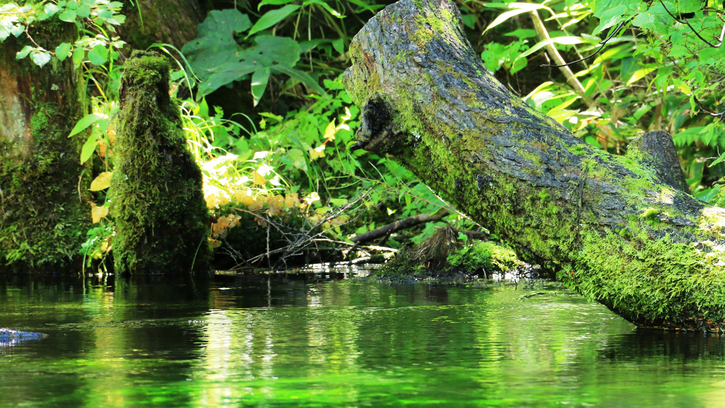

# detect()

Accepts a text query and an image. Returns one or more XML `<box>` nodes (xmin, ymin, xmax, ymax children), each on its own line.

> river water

<box><xmin>0</xmin><ymin>273</ymin><xmax>723</xmax><ymax>407</ymax></box>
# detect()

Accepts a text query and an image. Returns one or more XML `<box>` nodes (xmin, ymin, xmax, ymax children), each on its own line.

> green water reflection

<box><xmin>1</xmin><ymin>275</ymin><xmax>724</xmax><ymax>407</ymax></box>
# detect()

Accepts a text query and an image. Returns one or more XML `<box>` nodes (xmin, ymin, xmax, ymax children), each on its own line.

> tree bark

<box><xmin>0</xmin><ymin>19</ymin><xmax>90</xmax><ymax>270</ymax></box>
<box><xmin>343</xmin><ymin>0</ymin><xmax>725</xmax><ymax>331</ymax></box>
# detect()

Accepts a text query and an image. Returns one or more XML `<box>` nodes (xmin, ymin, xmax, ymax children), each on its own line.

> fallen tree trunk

<box><xmin>342</xmin><ymin>0</ymin><xmax>725</xmax><ymax>331</ymax></box>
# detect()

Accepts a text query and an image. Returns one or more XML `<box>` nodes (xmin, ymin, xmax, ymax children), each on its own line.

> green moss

<box><xmin>565</xmin><ymin>230</ymin><xmax>725</xmax><ymax>331</ymax></box>
<box><xmin>641</xmin><ymin>208</ymin><xmax>659</xmax><ymax>219</ymax></box>
<box><xmin>0</xmin><ymin>17</ymin><xmax>90</xmax><ymax>270</ymax></box>
<box><xmin>110</xmin><ymin>51</ymin><xmax>211</xmax><ymax>274</ymax></box>
<box><xmin>343</xmin><ymin>0</ymin><xmax>725</xmax><ymax>330</ymax></box>
<box><xmin>0</xmin><ymin>104</ymin><xmax>90</xmax><ymax>269</ymax></box>
<box><xmin>448</xmin><ymin>241</ymin><xmax>522</xmax><ymax>273</ymax></box>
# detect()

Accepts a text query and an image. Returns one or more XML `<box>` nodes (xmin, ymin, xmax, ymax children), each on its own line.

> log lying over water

<box><xmin>342</xmin><ymin>0</ymin><xmax>725</xmax><ymax>331</ymax></box>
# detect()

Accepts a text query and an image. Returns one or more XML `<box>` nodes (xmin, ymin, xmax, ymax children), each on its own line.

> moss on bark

<box><xmin>343</xmin><ymin>0</ymin><xmax>725</xmax><ymax>330</ymax></box>
<box><xmin>0</xmin><ymin>15</ymin><xmax>90</xmax><ymax>270</ymax></box>
<box><xmin>111</xmin><ymin>51</ymin><xmax>211</xmax><ymax>274</ymax></box>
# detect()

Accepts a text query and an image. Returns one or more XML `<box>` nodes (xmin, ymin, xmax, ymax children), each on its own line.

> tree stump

<box><xmin>343</xmin><ymin>0</ymin><xmax>725</xmax><ymax>331</ymax></box>
<box><xmin>111</xmin><ymin>51</ymin><xmax>211</xmax><ymax>274</ymax></box>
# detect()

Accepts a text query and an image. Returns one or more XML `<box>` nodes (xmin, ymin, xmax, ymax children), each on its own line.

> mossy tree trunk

<box><xmin>343</xmin><ymin>0</ymin><xmax>725</xmax><ymax>331</ymax></box>
<box><xmin>0</xmin><ymin>19</ymin><xmax>90</xmax><ymax>270</ymax></box>
<box><xmin>111</xmin><ymin>51</ymin><xmax>211</xmax><ymax>275</ymax></box>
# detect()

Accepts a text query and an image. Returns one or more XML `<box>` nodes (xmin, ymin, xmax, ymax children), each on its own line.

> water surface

<box><xmin>1</xmin><ymin>274</ymin><xmax>723</xmax><ymax>407</ymax></box>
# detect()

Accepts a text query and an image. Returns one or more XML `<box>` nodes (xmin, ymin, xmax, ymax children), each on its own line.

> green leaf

<box><xmin>43</xmin><ymin>3</ymin><xmax>60</xmax><ymax>17</ymax></box>
<box><xmin>632</xmin><ymin>104</ymin><xmax>652</xmax><ymax>121</ymax></box>
<box><xmin>515</xmin><ymin>36</ymin><xmax>583</xmax><ymax>60</ymax></box>
<box><xmin>80</xmin><ymin>134</ymin><xmax>97</xmax><ymax>163</ymax></box>
<box><xmin>271</xmin><ymin>65</ymin><xmax>325</xmax><ymax>95</ymax></box>
<box><xmin>69</xmin><ymin>113</ymin><xmax>104</xmax><ymax>138</ymax></box>
<box><xmin>247</xmin><ymin>5</ymin><xmax>300</xmax><ymax>37</ymax></box>
<box><xmin>626</xmin><ymin>66</ymin><xmax>657</xmax><ymax>85</ymax></box>
<box><xmin>197</xmin><ymin>9</ymin><xmax>252</xmax><ymax>39</ymax></box>
<box><xmin>485</xmin><ymin>3</ymin><xmax>550</xmax><ymax>33</ymax></box>
<box><xmin>55</xmin><ymin>42</ymin><xmax>72</xmax><ymax>61</ymax></box>
<box><xmin>332</xmin><ymin>38</ymin><xmax>344</xmax><ymax>56</ymax></box>
<box><xmin>31</xmin><ymin>51</ymin><xmax>51</xmax><ymax>67</ymax></box>
<box><xmin>16</xmin><ymin>45</ymin><xmax>33</xmax><ymax>60</ymax></box>
<box><xmin>258</xmin><ymin>0</ymin><xmax>295</xmax><ymax>10</ymax></box>
<box><xmin>251</xmin><ymin>67</ymin><xmax>270</xmax><ymax>107</ymax></box>
<box><xmin>461</xmin><ymin>14</ymin><xmax>475</xmax><ymax>29</ymax></box>
<box><xmin>72</xmin><ymin>47</ymin><xmax>85</xmax><ymax>67</ymax></box>
<box><xmin>181</xmin><ymin>9</ymin><xmax>253</xmax><ymax>75</ymax></box>
<box><xmin>76</xmin><ymin>4</ymin><xmax>91</xmax><ymax>18</ymax></box>
<box><xmin>710</xmin><ymin>152</ymin><xmax>725</xmax><ymax>167</ymax></box>
<box><xmin>192</xmin><ymin>35</ymin><xmax>301</xmax><ymax>95</ymax></box>
<box><xmin>88</xmin><ymin>45</ymin><xmax>108</xmax><ymax>65</ymax></box>
<box><xmin>303</xmin><ymin>0</ymin><xmax>345</xmax><ymax>18</ymax></box>
<box><xmin>59</xmin><ymin>9</ymin><xmax>77</xmax><ymax>22</ymax></box>
<box><xmin>10</xmin><ymin>24</ymin><xmax>23</xmax><ymax>37</ymax></box>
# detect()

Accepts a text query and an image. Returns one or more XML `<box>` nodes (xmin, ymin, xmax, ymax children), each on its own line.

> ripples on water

<box><xmin>0</xmin><ymin>271</ymin><xmax>724</xmax><ymax>407</ymax></box>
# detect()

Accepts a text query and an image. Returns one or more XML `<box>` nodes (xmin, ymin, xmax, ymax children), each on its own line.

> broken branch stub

<box><xmin>343</xmin><ymin>0</ymin><xmax>725</xmax><ymax>331</ymax></box>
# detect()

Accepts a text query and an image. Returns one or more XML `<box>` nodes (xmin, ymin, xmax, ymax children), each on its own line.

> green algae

<box><xmin>110</xmin><ymin>51</ymin><xmax>211</xmax><ymax>274</ymax></box>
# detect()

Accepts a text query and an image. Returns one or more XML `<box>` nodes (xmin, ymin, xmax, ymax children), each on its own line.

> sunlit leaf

<box><xmin>69</xmin><ymin>113</ymin><xmax>104</xmax><ymax>137</ymax></box>
<box><xmin>91</xmin><ymin>204</ymin><xmax>109</xmax><ymax>223</ymax></box>
<box><xmin>626</xmin><ymin>66</ymin><xmax>657</xmax><ymax>85</ymax></box>
<box><xmin>515</xmin><ymin>36</ymin><xmax>583</xmax><ymax>61</ymax></box>
<box><xmin>309</xmin><ymin>145</ymin><xmax>325</xmax><ymax>160</ymax></box>
<box><xmin>43</xmin><ymin>3</ymin><xmax>59</xmax><ymax>17</ymax></box>
<box><xmin>80</xmin><ymin>134</ymin><xmax>97</xmax><ymax>163</ymax></box>
<box><xmin>89</xmin><ymin>171</ymin><xmax>112</xmax><ymax>191</ymax></box>
<box><xmin>88</xmin><ymin>45</ymin><xmax>108</xmax><ymax>65</ymax></box>
<box><xmin>323</xmin><ymin>119</ymin><xmax>336</xmax><ymax>140</ymax></box>
<box><xmin>55</xmin><ymin>42</ymin><xmax>72</xmax><ymax>61</ymax></box>
<box><xmin>485</xmin><ymin>3</ymin><xmax>550</xmax><ymax>33</ymax></box>
<box><xmin>16</xmin><ymin>45</ymin><xmax>32</xmax><ymax>59</ymax></box>
<box><xmin>59</xmin><ymin>9</ymin><xmax>76</xmax><ymax>22</ymax></box>
<box><xmin>31</xmin><ymin>50</ymin><xmax>51</xmax><ymax>67</ymax></box>
<box><xmin>252</xmin><ymin>170</ymin><xmax>267</xmax><ymax>185</ymax></box>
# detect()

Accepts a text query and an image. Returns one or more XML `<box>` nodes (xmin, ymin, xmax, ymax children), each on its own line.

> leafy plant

<box><xmin>181</xmin><ymin>8</ymin><xmax>325</xmax><ymax>103</ymax></box>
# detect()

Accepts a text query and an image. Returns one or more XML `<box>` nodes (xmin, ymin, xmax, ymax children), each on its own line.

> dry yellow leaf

<box><xmin>252</xmin><ymin>170</ymin><xmax>267</xmax><ymax>185</ymax></box>
<box><xmin>248</xmin><ymin>195</ymin><xmax>265</xmax><ymax>211</ymax></box>
<box><xmin>91</xmin><ymin>204</ymin><xmax>109</xmax><ymax>224</ymax></box>
<box><xmin>284</xmin><ymin>193</ymin><xmax>299</xmax><ymax>208</ymax></box>
<box><xmin>211</xmin><ymin>214</ymin><xmax>241</xmax><ymax>239</ymax></box>
<box><xmin>89</xmin><ymin>171</ymin><xmax>113</xmax><ymax>191</ymax></box>
<box><xmin>267</xmin><ymin>194</ymin><xmax>284</xmax><ymax>216</ymax></box>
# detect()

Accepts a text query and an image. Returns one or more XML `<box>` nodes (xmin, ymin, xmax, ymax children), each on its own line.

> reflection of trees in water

<box><xmin>599</xmin><ymin>331</ymin><xmax>725</xmax><ymax>362</ymax></box>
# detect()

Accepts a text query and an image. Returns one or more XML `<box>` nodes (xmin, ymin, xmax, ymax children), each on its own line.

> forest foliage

<box><xmin>1</xmin><ymin>0</ymin><xmax>724</xmax><ymax>271</ymax></box>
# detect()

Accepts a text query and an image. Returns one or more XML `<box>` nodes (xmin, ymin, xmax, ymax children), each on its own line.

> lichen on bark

<box><xmin>111</xmin><ymin>51</ymin><xmax>211</xmax><ymax>274</ymax></box>
<box><xmin>343</xmin><ymin>0</ymin><xmax>725</xmax><ymax>330</ymax></box>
